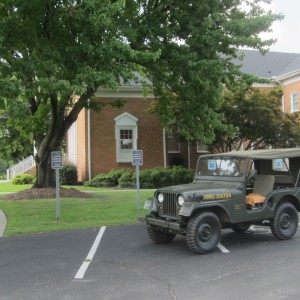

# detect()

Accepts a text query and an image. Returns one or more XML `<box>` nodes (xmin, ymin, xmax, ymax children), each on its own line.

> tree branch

<box><xmin>64</xmin><ymin>87</ymin><xmax>97</xmax><ymax>132</ymax></box>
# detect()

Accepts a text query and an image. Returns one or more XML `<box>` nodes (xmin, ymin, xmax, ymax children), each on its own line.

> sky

<box><xmin>264</xmin><ymin>0</ymin><xmax>300</xmax><ymax>53</ymax></box>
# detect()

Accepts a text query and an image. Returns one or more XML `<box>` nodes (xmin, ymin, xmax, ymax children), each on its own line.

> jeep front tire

<box><xmin>270</xmin><ymin>202</ymin><xmax>299</xmax><ymax>240</ymax></box>
<box><xmin>186</xmin><ymin>211</ymin><xmax>221</xmax><ymax>254</ymax></box>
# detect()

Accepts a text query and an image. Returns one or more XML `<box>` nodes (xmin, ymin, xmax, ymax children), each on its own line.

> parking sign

<box><xmin>51</xmin><ymin>151</ymin><xmax>63</xmax><ymax>169</ymax></box>
<box><xmin>132</xmin><ymin>150</ymin><xmax>143</xmax><ymax>166</ymax></box>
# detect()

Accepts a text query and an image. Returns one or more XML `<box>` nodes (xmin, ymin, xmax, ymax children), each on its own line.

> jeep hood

<box><xmin>158</xmin><ymin>180</ymin><xmax>240</xmax><ymax>195</ymax></box>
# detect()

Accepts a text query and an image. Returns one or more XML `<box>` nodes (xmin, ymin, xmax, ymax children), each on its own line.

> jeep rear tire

<box><xmin>147</xmin><ymin>225</ymin><xmax>176</xmax><ymax>244</ymax></box>
<box><xmin>186</xmin><ymin>212</ymin><xmax>221</xmax><ymax>254</ymax></box>
<box><xmin>271</xmin><ymin>202</ymin><xmax>299</xmax><ymax>240</ymax></box>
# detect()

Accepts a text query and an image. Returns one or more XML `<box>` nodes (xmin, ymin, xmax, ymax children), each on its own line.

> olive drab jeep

<box><xmin>138</xmin><ymin>148</ymin><xmax>300</xmax><ymax>254</ymax></box>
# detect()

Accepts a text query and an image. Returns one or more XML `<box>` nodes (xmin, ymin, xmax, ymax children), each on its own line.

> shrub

<box><xmin>139</xmin><ymin>167</ymin><xmax>193</xmax><ymax>188</ymax></box>
<box><xmin>85</xmin><ymin>166</ymin><xmax>194</xmax><ymax>189</ymax></box>
<box><xmin>118</xmin><ymin>170</ymin><xmax>134</xmax><ymax>188</ymax></box>
<box><xmin>107</xmin><ymin>169</ymin><xmax>129</xmax><ymax>185</ymax></box>
<box><xmin>140</xmin><ymin>168</ymin><xmax>155</xmax><ymax>189</ymax></box>
<box><xmin>84</xmin><ymin>169</ymin><xmax>132</xmax><ymax>187</ymax></box>
<box><xmin>12</xmin><ymin>174</ymin><xmax>35</xmax><ymax>185</ymax></box>
<box><xmin>118</xmin><ymin>181</ymin><xmax>136</xmax><ymax>188</ymax></box>
<box><xmin>133</xmin><ymin>166</ymin><xmax>194</xmax><ymax>188</ymax></box>
<box><xmin>59</xmin><ymin>163</ymin><xmax>78</xmax><ymax>185</ymax></box>
<box><xmin>170</xmin><ymin>166</ymin><xmax>194</xmax><ymax>185</ymax></box>
<box><xmin>85</xmin><ymin>173</ymin><xmax>116</xmax><ymax>187</ymax></box>
<box><xmin>150</xmin><ymin>167</ymin><xmax>173</xmax><ymax>188</ymax></box>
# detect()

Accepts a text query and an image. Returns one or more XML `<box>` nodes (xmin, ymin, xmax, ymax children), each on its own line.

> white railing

<box><xmin>6</xmin><ymin>155</ymin><xmax>36</xmax><ymax>181</ymax></box>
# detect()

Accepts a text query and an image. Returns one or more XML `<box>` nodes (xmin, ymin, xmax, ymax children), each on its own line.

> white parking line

<box><xmin>217</xmin><ymin>242</ymin><xmax>230</xmax><ymax>253</ymax></box>
<box><xmin>75</xmin><ymin>226</ymin><xmax>106</xmax><ymax>279</ymax></box>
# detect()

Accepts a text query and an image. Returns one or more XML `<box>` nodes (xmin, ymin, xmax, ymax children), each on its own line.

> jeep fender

<box><xmin>266</xmin><ymin>191</ymin><xmax>300</xmax><ymax>213</ymax></box>
<box><xmin>180</xmin><ymin>202</ymin><xmax>232</xmax><ymax>223</ymax></box>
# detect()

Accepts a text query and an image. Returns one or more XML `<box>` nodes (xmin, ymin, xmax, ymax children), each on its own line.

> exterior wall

<box><xmin>88</xmin><ymin>97</ymin><xmax>165</xmax><ymax>178</ymax></box>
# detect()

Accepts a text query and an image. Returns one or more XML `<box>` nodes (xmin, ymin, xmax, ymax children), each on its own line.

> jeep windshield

<box><xmin>196</xmin><ymin>157</ymin><xmax>248</xmax><ymax>178</ymax></box>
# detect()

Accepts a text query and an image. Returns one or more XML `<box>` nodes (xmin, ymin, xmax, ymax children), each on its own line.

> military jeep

<box><xmin>139</xmin><ymin>148</ymin><xmax>300</xmax><ymax>254</ymax></box>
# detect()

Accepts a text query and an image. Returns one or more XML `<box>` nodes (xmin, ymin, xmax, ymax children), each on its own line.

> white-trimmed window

<box><xmin>115</xmin><ymin>112</ymin><xmax>138</xmax><ymax>162</ymax></box>
<box><xmin>291</xmin><ymin>92</ymin><xmax>298</xmax><ymax>112</ymax></box>
<box><xmin>167</xmin><ymin>135</ymin><xmax>180</xmax><ymax>153</ymax></box>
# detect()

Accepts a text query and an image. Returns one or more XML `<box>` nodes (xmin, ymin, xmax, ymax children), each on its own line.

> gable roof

<box><xmin>236</xmin><ymin>49</ymin><xmax>300</xmax><ymax>79</ymax></box>
<box><xmin>97</xmin><ymin>49</ymin><xmax>300</xmax><ymax>93</ymax></box>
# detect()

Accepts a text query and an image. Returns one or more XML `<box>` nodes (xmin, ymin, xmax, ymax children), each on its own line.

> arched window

<box><xmin>115</xmin><ymin>112</ymin><xmax>138</xmax><ymax>162</ymax></box>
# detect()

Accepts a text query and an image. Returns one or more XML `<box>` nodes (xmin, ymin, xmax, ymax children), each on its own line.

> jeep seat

<box><xmin>246</xmin><ymin>175</ymin><xmax>275</xmax><ymax>206</ymax></box>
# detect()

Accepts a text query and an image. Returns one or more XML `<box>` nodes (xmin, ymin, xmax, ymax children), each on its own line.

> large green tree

<box><xmin>0</xmin><ymin>0</ymin><xmax>281</xmax><ymax>187</ymax></box>
<box><xmin>210</xmin><ymin>87</ymin><xmax>300</xmax><ymax>152</ymax></box>
<box><xmin>0</xmin><ymin>102</ymin><xmax>33</xmax><ymax>163</ymax></box>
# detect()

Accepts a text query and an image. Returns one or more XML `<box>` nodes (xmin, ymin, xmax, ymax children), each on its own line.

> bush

<box><xmin>118</xmin><ymin>170</ymin><xmax>134</xmax><ymax>188</ymax></box>
<box><xmin>140</xmin><ymin>166</ymin><xmax>193</xmax><ymax>188</ymax></box>
<box><xmin>85</xmin><ymin>169</ymin><xmax>135</xmax><ymax>188</ymax></box>
<box><xmin>84</xmin><ymin>166</ymin><xmax>194</xmax><ymax>189</ymax></box>
<box><xmin>107</xmin><ymin>169</ymin><xmax>129</xmax><ymax>185</ymax></box>
<box><xmin>12</xmin><ymin>174</ymin><xmax>35</xmax><ymax>185</ymax></box>
<box><xmin>84</xmin><ymin>173</ymin><xmax>116</xmax><ymax>187</ymax></box>
<box><xmin>170</xmin><ymin>166</ymin><xmax>194</xmax><ymax>185</ymax></box>
<box><xmin>59</xmin><ymin>163</ymin><xmax>78</xmax><ymax>185</ymax></box>
<box><xmin>152</xmin><ymin>168</ymin><xmax>173</xmax><ymax>187</ymax></box>
<box><xmin>139</xmin><ymin>168</ymin><xmax>154</xmax><ymax>189</ymax></box>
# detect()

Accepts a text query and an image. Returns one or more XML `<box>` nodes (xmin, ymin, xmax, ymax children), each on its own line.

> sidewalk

<box><xmin>0</xmin><ymin>209</ymin><xmax>7</xmax><ymax>237</ymax></box>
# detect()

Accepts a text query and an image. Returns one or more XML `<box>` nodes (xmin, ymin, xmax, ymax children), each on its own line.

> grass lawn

<box><xmin>0</xmin><ymin>182</ymin><xmax>33</xmax><ymax>193</ymax></box>
<box><xmin>0</xmin><ymin>182</ymin><xmax>111</xmax><ymax>193</ymax></box>
<box><xmin>0</xmin><ymin>182</ymin><xmax>153</xmax><ymax>237</ymax></box>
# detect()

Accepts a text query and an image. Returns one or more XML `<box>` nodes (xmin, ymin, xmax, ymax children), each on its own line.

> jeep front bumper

<box><xmin>138</xmin><ymin>215</ymin><xmax>181</xmax><ymax>231</ymax></box>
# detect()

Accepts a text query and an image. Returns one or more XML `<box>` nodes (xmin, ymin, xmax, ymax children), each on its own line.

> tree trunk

<box><xmin>35</xmin><ymin>162</ymin><xmax>55</xmax><ymax>187</ymax></box>
<box><xmin>34</xmin><ymin>154</ymin><xmax>56</xmax><ymax>188</ymax></box>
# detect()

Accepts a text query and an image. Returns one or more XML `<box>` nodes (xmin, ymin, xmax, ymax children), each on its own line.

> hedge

<box><xmin>84</xmin><ymin>166</ymin><xmax>194</xmax><ymax>189</ymax></box>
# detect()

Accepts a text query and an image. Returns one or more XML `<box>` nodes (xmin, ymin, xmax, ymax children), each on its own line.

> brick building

<box><xmin>67</xmin><ymin>50</ymin><xmax>300</xmax><ymax>182</ymax></box>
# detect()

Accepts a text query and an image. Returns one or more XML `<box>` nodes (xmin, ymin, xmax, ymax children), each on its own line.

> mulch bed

<box><xmin>2</xmin><ymin>187</ymin><xmax>95</xmax><ymax>200</ymax></box>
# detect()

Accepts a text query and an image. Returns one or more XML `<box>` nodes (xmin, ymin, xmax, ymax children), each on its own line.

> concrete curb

<box><xmin>0</xmin><ymin>209</ymin><xmax>7</xmax><ymax>237</ymax></box>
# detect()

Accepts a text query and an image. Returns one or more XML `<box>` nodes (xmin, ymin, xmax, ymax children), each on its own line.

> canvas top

<box><xmin>202</xmin><ymin>148</ymin><xmax>300</xmax><ymax>160</ymax></box>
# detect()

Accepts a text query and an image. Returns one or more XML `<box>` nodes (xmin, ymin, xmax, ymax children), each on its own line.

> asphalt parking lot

<box><xmin>1</xmin><ymin>222</ymin><xmax>300</xmax><ymax>300</ymax></box>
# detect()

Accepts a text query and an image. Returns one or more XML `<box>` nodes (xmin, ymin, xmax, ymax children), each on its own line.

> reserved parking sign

<box><xmin>132</xmin><ymin>150</ymin><xmax>143</xmax><ymax>166</ymax></box>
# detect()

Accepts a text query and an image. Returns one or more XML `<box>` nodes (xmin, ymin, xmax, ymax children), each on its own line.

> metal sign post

<box><xmin>55</xmin><ymin>168</ymin><xmax>60</xmax><ymax>221</ymax></box>
<box><xmin>51</xmin><ymin>151</ymin><xmax>63</xmax><ymax>221</ymax></box>
<box><xmin>132</xmin><ymin>150</ymin><xmax>143</xmax><ymax>212</ymax></box>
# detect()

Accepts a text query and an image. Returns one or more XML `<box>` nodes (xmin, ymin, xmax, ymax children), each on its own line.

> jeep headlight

<box><xmin>177</xmin><ymin>195</ymin><xmax>185</xmax><ymax>207</ymax></box>
<box><xmin>157</xmin><ymin>193</ymin><xmax>164</xmax><ymax>203</ymax></box>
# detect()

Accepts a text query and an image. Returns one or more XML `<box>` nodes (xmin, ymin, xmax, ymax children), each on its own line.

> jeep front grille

<box><xmin>162</xmin><ymin>193</ymin><xmax>177</xmax><ymax>218</ymax></box>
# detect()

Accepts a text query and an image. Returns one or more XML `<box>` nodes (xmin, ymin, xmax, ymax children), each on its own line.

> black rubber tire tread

<box><xmin>231</xmin><ymin>222</ymin><xmax>251</xmax><ymax>233</ymax></box>
<box><xmin>186</xmin><ymin>211</ymin><xmax>221</xmax><ymax>254</ymax></box>
<box><xmin>271</xmin><ymin>202</ymin><xmax>299</xmax><ymax>240</ymax></box>
<box><xmin>147</xmin><ymin>225</ymin><xmax>176</xmax><ymax>244</ymax></box>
